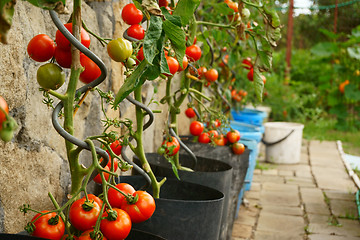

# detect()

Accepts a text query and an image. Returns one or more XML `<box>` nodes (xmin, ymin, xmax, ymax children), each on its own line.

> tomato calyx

<box><xmin>124</xmin><ymin>192</ymin><xmax>139</xmax><ymax>205</ymax></box>
<box><xmin>24</xmin><ymin>222</ymin><xmax>36</xmax><ymax>235</ymax></box>
<box><xmin>47</xmin><ymin>214</ymin><xmax>60</xmax><ymax>225</ymax></box>
<box><xmin>105</xmin><ymin>209</ymin><xmax>118</xmax><ymax>221</ymax></box>
<box><xmin>81</xmin><ymin>200</ymin><xmax>95</xmax><ymax>212</ymax></box>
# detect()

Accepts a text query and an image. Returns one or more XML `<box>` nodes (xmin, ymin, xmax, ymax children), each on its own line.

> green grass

<box><xmin>303</xmin><ymin>118</ymin><xmax>360</xmax><ymax>156</ymax></box>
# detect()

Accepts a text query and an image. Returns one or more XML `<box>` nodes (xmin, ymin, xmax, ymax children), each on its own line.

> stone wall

<box><xmin>0</xmin><ymin>0</ymin><xmax>190</xmax><ymax>233</ymax></box>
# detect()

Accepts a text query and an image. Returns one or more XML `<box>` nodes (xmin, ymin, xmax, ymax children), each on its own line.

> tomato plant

<box><xmin>226</xmin><ymin>129</ymin><xmax>240</xmax><ymax>143</ymax></box>
<box><xmin>208</xmin><ymin>130</ymin><xmax>219</xmax><ymax>140</ymax></box>
<box><xmin>185</xmin><ymin>45</ymin><xmax>201</xmax><ymax>62</ymax></box>
<box><xmin>121</xmin><ymin>3</ymin><xmax>143</xmax><ymax>25</ymax></box>
<box><xmin>242</xmin><ymin>57</ymin><xmax>252</xmax><ymax>69</ymax></box>
<box><xmin>189</xmin><ymin>121</ymin><xmax>204</xmax><ymax>136</ymax></box>
<box><xmin>185</xmin><ymin>107</ymin><xmax>196</xmax><ymax>118</ymax></box>
<box><xmin>30</xmin><ymin>211</ymin><xmax>65</xmax><ymax>240</ymax></box>
<box><xmin>197</xmin><ymin>66</ymin><xmax>207</xmax><ymax>78</ymax></box>
<box><xmin>55</xmin><ymin>23</ymin><xmax>90</xmax><ymax>51</ymax></box>
<box><xmin>107</xmin><ymin>38</ymin><xmax>133</xmax><ymax>62</ymax></box>
<box><xmin>108</xmin><ymin>139</ymin><xmax>123</xmax><ymax>156</ymax></box>
<box><xmin>121</xmin><ymin>190</ymin><xmax>156</xmax><ymax>223</ymax></box>
<box><xmin>69</xmin><ymin>197</ymin><xmax>101</xmax><ymax>231</ymax></box>
<box><xmin>127</xmin><ymin>24</ymin><xmax>145</xmax><ymax>40</ymax></box>
<box><xmin>107</xmin><ymin>183</ymin><xmax>136</xmax><ymax>208</ymax></box>
<box><xmin>232</xmin><ymin>142</ymin><xmax>245</xmax><ymax>155</ymax></box>
<box><xmin>100</xmin><ymin>208</ymin><xmax>132</xmax><ymax>240</ymax></box>
<box><xmin>37</xmin><ymin>63</ymin><xmax>65</xmax><ymax>90</ymax></box>
<box><xmin>27</xmin><ymin>34</ymin><xmax>56</xmax><ymax>62</ymax></box>
<box><xmin>79</xmin><ymin>54</ymin><xmax>101</xmax><ymax>84</ymax></box>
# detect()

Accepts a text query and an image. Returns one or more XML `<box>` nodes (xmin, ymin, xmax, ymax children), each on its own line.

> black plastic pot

<box><xmin>12</xmin><ymin>228</ymin><xmax>166</xmax><ymax>240</ymax></box>
<box><xmin>118</xmin><ymin>175</ymin><xmax>224</xmax><ymax>240</ymax></box>
<box><xmin>134</xmin><ymin>152</ymin><xmax>232</xmax><ymax>240</ymax></box>
<box><xmin>179</xmin><ymin>137</ymin><xmax>250</xmax><ymax>240</ymax></box>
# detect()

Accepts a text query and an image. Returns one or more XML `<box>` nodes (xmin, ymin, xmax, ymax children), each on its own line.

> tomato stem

<box><xmin>196</xmin><ymin>21</ymin><xmax>235</xmax><ymax>29</ymax></box>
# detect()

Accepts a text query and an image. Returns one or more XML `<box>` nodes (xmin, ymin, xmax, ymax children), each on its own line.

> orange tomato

<box><xmin>339</xmin><ymin>80</ymin><xmax>350</xmax><ymax>94</ymax></box>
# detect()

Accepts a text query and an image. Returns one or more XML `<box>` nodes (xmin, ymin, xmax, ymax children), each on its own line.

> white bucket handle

<box><xmin>261</xmin><ymin>129</ymin><xmax>295</xmax><ymax>146</ymax></box>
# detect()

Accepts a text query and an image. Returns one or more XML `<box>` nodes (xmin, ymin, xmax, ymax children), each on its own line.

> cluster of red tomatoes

<box><xmin>186</xmin><ymin>109</ymin><xmax>245</xmax><ymax>155</ymax></box>
<box><xmin>195</xmin><ymin>66</ymin><xmax>219</xmax><ymax>87</ymax></box>
<box><xmin>27</xmin><ymin>24</ymin><xmax>103</xmax><ymax>89</ymax></box>
<box><xmin>230</xmin><ymin>87</ymin><xmax>248</xmax><ymax>103</ymax></box>
<box><xmin>121</xmin><ymin>3</ymin><xmax>145</xmax><ymax>41</ymax></box>
<box><xmin>30</xmin><ymin>181</ymin><xmax>155</xmax><ymax>240</ymax></box>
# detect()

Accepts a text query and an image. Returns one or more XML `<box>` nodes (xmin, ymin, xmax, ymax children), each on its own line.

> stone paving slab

<box><xmin>256</xmin><ymin>212</ymin><xmax>305</xmax><ymax>234</ymax></box>
<box><xmin>231</xmin><ymin>140</ymin><xmax>360</xmax><ymax>240</ymax></box>
<box><xmin>308</xmin><ymin>234</ymin><xmax>360</xmax><ymax>240</ymax></box>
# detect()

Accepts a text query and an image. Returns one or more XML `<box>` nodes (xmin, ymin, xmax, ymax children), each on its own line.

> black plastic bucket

<box><xmin>12</xmin><ymin>228</ymin><xmax>166</xmax><ymax>240</ymax></box>
<box><xmin>118</xmin><ymin>175</ymin><xmax>224</xmax><ymax>240</ymax></box>
<box><xmin>134</xmin><ymin>152</ymin><xmax>233</xmax><ymax>240</ymax></box>
<box><xmin>179</xmin><ymin>137</ymin><xmax>250</xmax><ymax>240</ymax></box>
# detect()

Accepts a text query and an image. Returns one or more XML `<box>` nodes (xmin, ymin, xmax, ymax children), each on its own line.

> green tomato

<box><xmin>241</xmin><ymin>8</ymin><xmax>251</xmax><ymax>20</ymax></box>
<box><xmin>107</xmin><ymin>38</ymin><xmax>133</xmax><ymax>62</ymax></box>
<box><xmin>37</xmin><ymin>63</ymin><xmax>65</xmax><ymax>90</ymax></box>
<box><xmin>125</xmin><ymin>57</ymin><xmax>137</xmax><ymax>69</ymax></box>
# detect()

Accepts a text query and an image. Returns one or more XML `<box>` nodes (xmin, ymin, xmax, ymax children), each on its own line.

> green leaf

<box><xmin>172</xmin><ymin>0</ymin><xmax>200</xmax><ymax>26</ymax></box>
<box><xmin>26</xmin><ymin>0</ymin><xmax>65</xmax><ymax>10</ymax></box>
<box><xmin>319</xmin><ymin>28</ymin><xmax>339</xmax><ymax>40</ymax></box>
<box><xmin>165</xmin><ymin>156</ymin><xmax>180</xmax><ymax>180</ymax></box>
<box><xmin>114</xmin><ymin>60</ymin><xmax>148</xmax><ymax>107</ymax></box>
<box><xmin>143</xmin><ymin>16</ymin><xmax>163</xmax><ymax>65</ymax></box>
<box><xmin>0</xmin><ymin>0</ymin><xmax>15</xmax><ymax>44</ymax></box>
<box><xmin>327</xmin><ymin>93</ymin><xmax>340</xmax><ymax>107</ymax></box>
<box><xmin>161</xmin><ymin>7</ymin><xmax>182</xmax><ymax>27</ymax></box>
<box><xmin>212</xmin><ymin>2</ymin><xmax>233</xmax><ymax>15</ymax></box>
<box><xmin>257</xmin><ymin>50</ymin><xmax>272</xmax><ymax>72</ymax></box>
<box><xmin>253</xmin><ymin>67</ymin><xmax>264</xmax><ymax>102</ymax></box>
<box><xmin>310</xmin><ymin>42</ymin><xmax>338</xmax><ymax>58</ymax></box>
<box><xmin>347</xmin><ymin>47</ymin><xmax>360</xmax><ymax>60</ymax></box>
<box><xmin>163</xmin><ymin>19</ymin><xmax>186</xmax><ymax>69</ymax></box>
<box><xmin>345</xmin><ymin>83</ymin><xmax>360</xmax><ymax>101</ymax></box>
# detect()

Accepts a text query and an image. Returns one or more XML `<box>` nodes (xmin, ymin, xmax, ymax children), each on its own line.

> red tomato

<box><xmin>78</xmin><ymin>230</ymin><xmax>106</xmax><ymax>240</ymax></box>
<box><xmin>213</xmin><ymin>134</ymin><xmax>227</xmax><ymax>146</ymax></box>
<box><xmin>54</xmin><ymin>47</ymin><xmax>72</xmax><ymax>68</ymax></box>
<box><xmin>198</xmin><ymin>132</ymin><xmax>210</xmax><ymax>144</ymax></box>
<box><xmin>159</xmin><ymin>0</ymin><xmax>169</xmax><ymax>7</ymax></box>
<box><xmin>162</xmin><ymin>136</ymin><xmax>180</xmax><ymax>156</ymax></box>
<box><xmin>108</xmin><ymin>183</ymin><xmax>136</xmax><ymax>208</ymax></box>
<box><xmin>0</xmin><ymin>96</ymin><xmax>9</xmax><ymax>131</ymax></box>
<box><xmin>121</xmin><ymin>3</ymin><xmax>143</xmax><ymax>25</ymax></box>
<box><xmin>185</xmin><ymin>45</ymin><xmax>202</xmax><ymax>62</ymax></box>
<box><xmin>27</xmin><ymin>34</ymin><xmax>56</xmax><ymax>62</ymax></box>
<box><xmin>100</xmin><ymin>156</ymin><xmax>118</xmax><ymax>172</ymax></box>
<box><xmin>247</xmin><ymin>68</ymin><xmax>254</xmax><ymax>81</ymax></box>
<box><xmin>136</xmin><ymin>46</ymin><xmax>144</xmax><ymax>63</ymax></box>
<box><xmin>204</xmin><ymin>68</ymin><xmax>219</xmax><ymax>82</ymax></box>
<box><xmin>109</xmin><ymin>140</ymin><xmax>123</xmax><ymax>156</ymax></box>
<box><xmin>226</xmin><ymin>130</ymin><xmax>240</xmax><ymax>143</ymax></box>
<box><xmin>79</xmin><ymin>54</ymin><xmax>101</xmax><ymax>84</ymax></box>
<box><xmin>31</xmin><ymin>211</ymin><xmax>65</xmax><ymax>240</ymax></box>
<box><xmin>121</xmin><ymin>191</ymin><xmax>156</xmax><ymax>223</ymax></box>
<box><xmin>165</xmin><ymin>56</ymin><xmax>179</xmax><ymax>76</ymax></box>
<box><xmin>93</xmin><ymin>165</ymin><xmax>110</xmax><ymax>184</ymax></box>
<box><xmin>197</xmin><ymin>66</ymin><xmax>207</xmax><ymax>79</ymax></box>
<box><xmin>178</xmin><ymin>56</ymin><xmax>189</xmax><ymax>71</ymax></box>
<box><xmin>225</xmin><ymin>0</ymin><xmax>238</xmax><ymax>12</ymax></box>
<box><xmin>100</xmin><ymin>208</ymin><xmax>132</xmax><ymax>240</ymax></box>
<box><xmin>127</xmin><ymin>24</ymin><xmax>145</xmax><ymax>40</ymax></box>
<box><xmin>232</xmin><ymin>142</ymin><xmax>245</xmax><ymax>155</ymax></box>
<box><xmin>55</xmin><ymin>23</ymin><xmax>90</xmax><ymax>51</ymax></box>
<box><xmin>242</xmin><ymin>57</ymin><xmax>252</xmax><ymax>69</ymax></box>
<box><xmin>185</xmin><ymin>108</ymin><xmax>196</xmax><ymax>118</ymax></box>
<box><xmin>339</xmin><ymin>80</ymin><xmax>350</xmax><ymax>94</ymax></box>
<box><xmin>208</xmin><ymin>130</ymin><xmax>219</xmax><ymax>139</ymax></box>
<box><xmin>189</xmin><ymin>121</ymin><xmax>204</xmax><ymax>136</ymax></box>
<box><xmin>69</xmin><ymin>197</ymin><xmax>101</xmax><ymax>231</ymax></box>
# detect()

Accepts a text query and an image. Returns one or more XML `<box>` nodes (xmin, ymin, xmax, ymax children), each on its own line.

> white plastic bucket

<box><xmin>263</xmin><ymin>122</ymin><xmax>304</xmax><ymax>164</ymax></box>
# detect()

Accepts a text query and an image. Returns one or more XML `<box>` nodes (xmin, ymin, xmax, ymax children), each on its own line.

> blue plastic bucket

<box><xmin>231</xmin><ymin>108</ymin><xmax>267</xmax><ymax>127</ymax></box>
<box><xmin>229</xmin><ymin>121</ymin><xmax>263</xmax><ymax>141</ymax></box>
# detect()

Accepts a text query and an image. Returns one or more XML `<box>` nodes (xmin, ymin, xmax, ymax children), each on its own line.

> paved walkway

<box><xmin>232</xmin><ymin>140</ymin><xmax>360</xmax><ymax>240</ymax></box>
